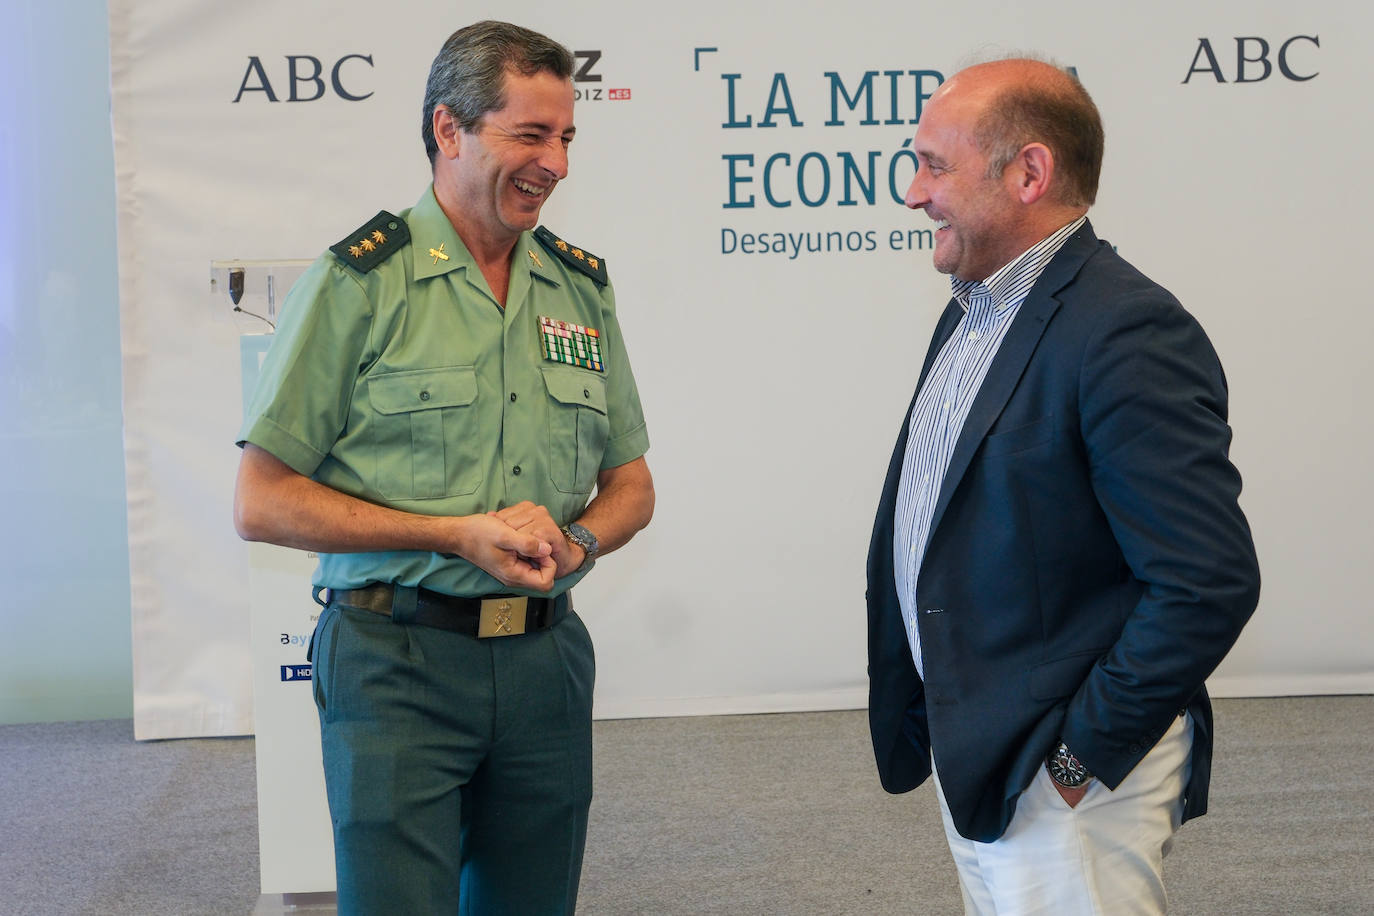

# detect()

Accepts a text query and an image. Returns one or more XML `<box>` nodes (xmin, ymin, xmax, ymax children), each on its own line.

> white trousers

<box><xmin>935</xmin><ymin>713</ymin><xmax>1194</xmax><ymax>915</ymax></box>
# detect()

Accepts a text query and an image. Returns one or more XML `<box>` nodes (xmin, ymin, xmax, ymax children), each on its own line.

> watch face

<box><xmin>562</xmin><ymin>524</ymin><xmax>597</xmax><ymax>564</ymax></box>
<box><xmin>1048</xmin><ymin>745</ymin><xmax>1090</xmax><ymax>787</ymax></box>
<box><xmin>1052</xmin><ymin>763</ymin><xmax>1087</xmax><ymax>787</ymax></box>
<box><xmin>567</xmin><ymin>523</ymin><xmax>597</xmax><ymax>556</ymax></box>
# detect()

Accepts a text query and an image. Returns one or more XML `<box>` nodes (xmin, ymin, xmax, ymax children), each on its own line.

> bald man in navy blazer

<box><xmin>866</xmin><ymin>59</ymin><xmax>1260</xmax><ymax>914</ymax></box>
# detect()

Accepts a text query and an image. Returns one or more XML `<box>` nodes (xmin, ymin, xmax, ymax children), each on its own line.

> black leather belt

<box><xmin>324</xmin><ymin>583</ymin><xmax>569</xmax><ymax>639</ymax></box>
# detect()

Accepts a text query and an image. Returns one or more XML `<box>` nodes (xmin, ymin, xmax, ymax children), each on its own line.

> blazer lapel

<box><xmin>924</xmin><ymin>222</ymin><xmax>1100</xmax><ymax>541</ymax></box>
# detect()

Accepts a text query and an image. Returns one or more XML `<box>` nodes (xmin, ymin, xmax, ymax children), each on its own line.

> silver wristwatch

<box><xmin>1046</xmin><ymin>740</ymin><xmax>1092</xmax><ymax>788</ymax></box>
<box><xmin>561</xmin><ymin>522</ymin><xmax>599</xmax><ymax>572</ymax></box>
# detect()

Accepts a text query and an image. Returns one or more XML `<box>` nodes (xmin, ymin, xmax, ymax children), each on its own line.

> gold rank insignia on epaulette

<box><xmin>534</xmin><ymin>225</ymin><xmax>608</xmax><ymax>286</ymax></box>
<box><xmin>329</xmin><ymin>211</ymin><xmax>410</xmax><ymax>274</ymax></box>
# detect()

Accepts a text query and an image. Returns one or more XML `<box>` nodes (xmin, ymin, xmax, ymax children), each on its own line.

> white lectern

<box><xmin>221</xmin><ymin>261</ymin><xmax>338</xmax><ymax>911</ymax></box>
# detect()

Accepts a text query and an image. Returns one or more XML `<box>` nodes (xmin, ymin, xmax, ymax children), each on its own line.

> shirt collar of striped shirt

<box><xmin>951</xmin><ymin>215</ymin><xmax>1088</xmax><ymax>313</ymax></box>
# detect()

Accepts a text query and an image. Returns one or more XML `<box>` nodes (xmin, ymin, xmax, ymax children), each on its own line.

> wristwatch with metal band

<box><xmin>562</xmin><ymin>522</ymin><xmax>599</xmax><ymax>572</ymax></box>
<box><xmin>1046</xmin><ymin>740</ymin><xmax>1092</xmax><ymax>788</ymax></box>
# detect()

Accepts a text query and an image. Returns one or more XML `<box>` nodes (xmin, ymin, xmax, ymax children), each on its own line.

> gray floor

<box><xmin>2</xmin><ymin>696</ymin><xmax>1371</xmax><ymax>915</ymax></box>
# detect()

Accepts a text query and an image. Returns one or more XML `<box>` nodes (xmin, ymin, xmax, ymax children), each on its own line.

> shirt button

<box><xmin>512</xmin><ymin>465</ymin><xmax>522</xmax><ymax>476</ymax></box>
<box><xmin>510</xmin><ymin>392</ymin><xmax>518</xmax><ymax>402</ymax></box>
<box><xmin>419</xmin><ymin>390</ymin><xmax>430</xmax><ymax>401</ymax></box>
<box><xmin>967</xmin><ymin>330</ymin><xmax>981</xmax><ymax>341</ymax></box>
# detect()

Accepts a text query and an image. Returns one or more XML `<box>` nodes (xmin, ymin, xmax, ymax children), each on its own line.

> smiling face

<box><xmin>904</xmin><ymin>80</ymin><xmax>1024</xmax><ymax>283</ymax></box>
<box><xmin>444</xmin><ymin>68</ymin><xmax>576</xmax><ymax>250</ymax></box>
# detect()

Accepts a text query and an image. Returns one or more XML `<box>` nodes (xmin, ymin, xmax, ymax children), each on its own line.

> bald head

<box><xmin>935</xmin><ymin>58</ymin><xmax>1104</xmax><ymax>208</ymax></box>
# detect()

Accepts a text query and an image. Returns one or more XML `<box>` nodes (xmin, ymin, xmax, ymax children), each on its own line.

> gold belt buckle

<box><xmin>478</xmin><ymin>597</ymin><xmax>528</xmax><ymax>638</ymax></box>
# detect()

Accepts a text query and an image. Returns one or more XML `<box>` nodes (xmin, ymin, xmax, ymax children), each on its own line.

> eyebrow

<box><xmin>511</xmin><ymin>121</ymin><xmax>577</xmax><ymax>137</ymax></box>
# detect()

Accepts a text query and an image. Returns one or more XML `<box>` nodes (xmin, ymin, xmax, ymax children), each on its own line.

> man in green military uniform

<box><xmin>234</xmin><ymin>20</ymin><xmax>653</xmax><ymax>914</ymax></box>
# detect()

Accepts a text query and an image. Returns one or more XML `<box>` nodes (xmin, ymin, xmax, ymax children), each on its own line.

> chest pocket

<box><xmin>542</xmin><ymin>368</ymin><xmax>609</xmax><ymax>494</ymax></box>
<box><xmin>367</xmin><ymin>366</ymin><xmax>481</xmax><ymax>500</ymax></box>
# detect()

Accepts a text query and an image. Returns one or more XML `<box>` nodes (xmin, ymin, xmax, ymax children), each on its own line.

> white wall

<box><xmin>0</xmin><ymin>0</ymin><xmax>133</xmax><ymax>724</ymax></box>
<box><xmin>2</xmin><ymin>1</ymin><xmax>1369</xmax><ymax>731</ymax></box>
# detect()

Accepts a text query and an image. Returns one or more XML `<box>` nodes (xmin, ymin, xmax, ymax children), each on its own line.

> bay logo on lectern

<box><xmin>232</xmin><ymin>54</ymin><xmax>375</xmax><ymax>102</ymax></box>
<box><xmin>280</xmin><ymin>665</ymin><xmax>312</xmax><ymax>682</ymax></box>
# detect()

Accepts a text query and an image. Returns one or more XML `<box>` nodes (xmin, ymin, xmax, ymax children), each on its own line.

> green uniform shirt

<box><xmin>238</xmin><ymin>185</ymin><xmax>650</xmax><ymax>597</ymax></box>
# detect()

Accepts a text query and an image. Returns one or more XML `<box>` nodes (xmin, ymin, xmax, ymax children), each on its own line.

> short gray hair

<box><xmin>973</xmin><ymin>61</ymin><xmax>1104</xmax><ymax>207</ymax></box>
<box><xmin>421</xmin><ymin>21</ymin><xmax>574</xmax><ymax>165</ymax></box>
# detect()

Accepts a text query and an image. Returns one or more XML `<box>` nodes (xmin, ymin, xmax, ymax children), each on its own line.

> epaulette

<box><xmin>329</xmin><ymin>211</ymin><xmax>410</xmax><ymax>273</ymax></box>
<box><xmin>535</xmin><ymin>226</ymin><xmax>608</xmax><ymax>286</ymax></box>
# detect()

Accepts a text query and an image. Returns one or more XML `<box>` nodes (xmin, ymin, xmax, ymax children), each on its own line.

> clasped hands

<box><xmin>461</xmin><ymin>501</ymin><xmax>584</xmax><ymax>592</ymax></box>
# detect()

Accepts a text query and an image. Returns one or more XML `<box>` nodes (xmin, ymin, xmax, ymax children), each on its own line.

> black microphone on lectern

<box><xmin>229</xmin><ymin>267</ymin><xmax>245</xmax><ymax>305</ymax></box>
<box><xmin>227</xmin><ymin>266</ymin><xmax>274</xmax><ymax>329</ymax></box>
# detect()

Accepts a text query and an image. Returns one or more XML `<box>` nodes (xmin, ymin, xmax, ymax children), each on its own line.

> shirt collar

<box><xmin>951</xmin><ymin>215</ymin><xmax>1087</xmax><ymax>313</ymax></box>
<box><xmin>408</xmin><ymin>184</ymin><xmax>555</xmax><ymax>286</ymax></box>
<box><xmin>408</xmin><ymin>185</ymin><xmax>471</xmax><ymax>280</ymax></box>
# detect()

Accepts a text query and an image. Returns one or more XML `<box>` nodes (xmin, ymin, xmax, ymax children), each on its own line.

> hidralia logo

<box><xmin>280</xmin><ymin>665</ymin><xmax>312</xmax><ymax>682</ymax></box>
<box><xmin>573</xmin><ymin>50</ymin><xmax>632</xmax><ymax>102</ymax></box>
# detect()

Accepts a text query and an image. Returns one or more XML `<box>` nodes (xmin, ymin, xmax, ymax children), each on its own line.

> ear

<box><xmin>432</xmin><ymin>105</ymin><xmax>462</xmax><ymax>160</ymax></box>
<box><xmin>1007</xmin><ymin>142</ymin><xmax>1054</xmax><ymax>205</ymax></box>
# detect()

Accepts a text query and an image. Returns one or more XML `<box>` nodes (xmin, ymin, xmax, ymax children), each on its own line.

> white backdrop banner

<box><xmin>110</xmin><ymin>1</ymin><xmax>1373</xmax><ymax>739</ymax></box>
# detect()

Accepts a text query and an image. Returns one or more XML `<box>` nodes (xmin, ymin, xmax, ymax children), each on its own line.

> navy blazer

<box><xmin>866</xmin><ymin>221</ymin><xmax>1260</xmax><ymax>843</ymax></box>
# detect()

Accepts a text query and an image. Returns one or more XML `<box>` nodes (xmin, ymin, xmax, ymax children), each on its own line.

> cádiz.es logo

<box><xmin>573</xmin><ymin>49</ymin><xmax>632</xmax><ymax>102</ymax></box>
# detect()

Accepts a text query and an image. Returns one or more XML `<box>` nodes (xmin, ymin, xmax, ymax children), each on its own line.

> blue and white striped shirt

<box><xmin>894</xmin><ymin>217</ymin><xmax>1085</xmax><ymax>677</ymax></box>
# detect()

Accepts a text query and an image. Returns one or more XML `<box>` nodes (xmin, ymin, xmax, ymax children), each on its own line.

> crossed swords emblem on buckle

<box><xmin>478</xmin><ymin>596</ymin><xmax>528</xmax><ymax>637</ymax></box>
<box><xmin>492</xmin><ymin>600</ymin><xmax>514</xmax><ymax>635</ymax></box>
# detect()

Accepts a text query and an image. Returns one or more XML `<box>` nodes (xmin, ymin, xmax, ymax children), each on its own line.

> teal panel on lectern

<box><xmin>240</xmin><ymin>334</ymin><xmax>274</xmax><ymax>416</ymax></box>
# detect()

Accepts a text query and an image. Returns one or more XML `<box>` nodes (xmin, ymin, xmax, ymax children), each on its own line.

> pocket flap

<box><xmin>982</xmin><ymin>415</ymin><xmax>1053</xmax><ymax>458</ymax></box>
<box><xmin>542</xmin><ymin>368</ymin><xmax>607</xmax><ymax>414</ymax></box>
<box><xmin>1029</xmin><ymin>649</ymin><xmax>1107</xmax><ymax>700</ymax></box>
<box><xmin>369</xmin><ymin>366</ymin><xmax>477</xmax><ymax>415</ymax></box>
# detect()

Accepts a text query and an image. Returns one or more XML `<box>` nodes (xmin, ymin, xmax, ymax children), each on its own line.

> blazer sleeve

<box><xmin>1060</xmin><ymin>283</ymin><xmax>1261</xmax><ymax>790</ymax></box>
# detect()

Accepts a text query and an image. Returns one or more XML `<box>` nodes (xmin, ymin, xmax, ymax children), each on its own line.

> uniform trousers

<box><xmin>310</xmin><ymin>595</ymin><xmax>596</xmax><ymax>916</ymax></box>
<box><xmin>934</xmin><ymin>713</ymin><xmax>1193</xmax><ymax>915</ymax></box>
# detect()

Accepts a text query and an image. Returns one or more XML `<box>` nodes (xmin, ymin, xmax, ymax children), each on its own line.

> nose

<box><xmin>540</xmin><ymin>139</ymin><xmax>570</xmax><ymax>181</ymax></box>
<box><xmin>904</xmin><ymin>167</ymin><xmax>929</xmax><ymax>210</ymax></box>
